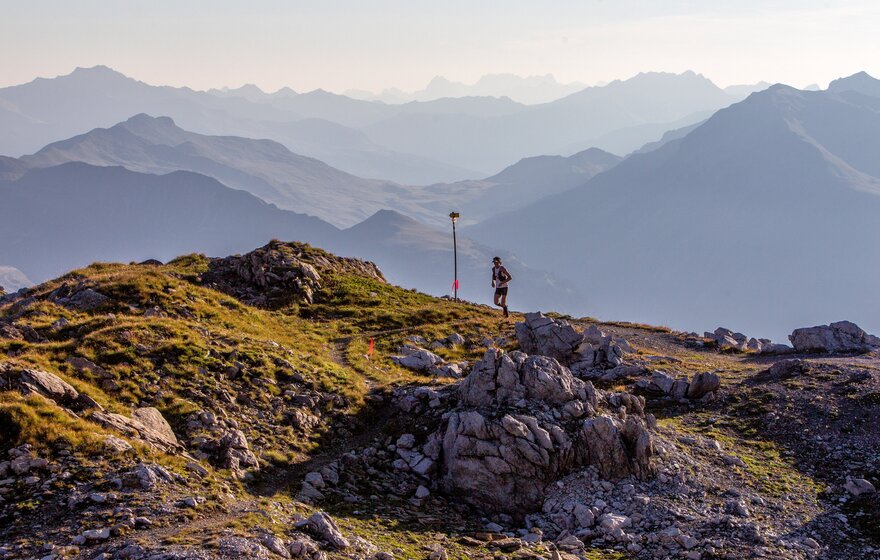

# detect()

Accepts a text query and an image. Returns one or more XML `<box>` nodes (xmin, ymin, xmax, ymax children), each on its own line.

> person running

<box><xmin>491</xmin><ymin>257</ymin><xmax>512</xmax><ymax>317</ymax></box>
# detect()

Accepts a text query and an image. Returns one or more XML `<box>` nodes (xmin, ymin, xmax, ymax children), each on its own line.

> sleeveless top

<box><xmin>493</xmin><ymin>265</ymin><xmax>510</xmax><ymax>288</ymax></box>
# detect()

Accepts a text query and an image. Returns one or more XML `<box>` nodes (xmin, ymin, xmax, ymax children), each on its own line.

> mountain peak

<box><xmin>354</xmin><ymin>209</ymin><xmax>420</xmax><ymax>229</ymax></box>
<box><xmin>66</xmin><ymin>65</ymin><xmax>131</xmax><ymax>82</ymax></box>
<box><xmin>827</xmin><ymin>71</ymin><xmax>880</xmax><ymax>97</ymax></box>
<box><xmin>124</xmin><ymin>113</ymin><xmax>176</xmax><ymax>127</ymax></box>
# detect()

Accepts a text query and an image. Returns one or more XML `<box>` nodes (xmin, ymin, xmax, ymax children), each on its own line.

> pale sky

<box><xmin>1</xmin><ymin>0</ymin><xmax>878</xmax><ymax>93</ymax></box>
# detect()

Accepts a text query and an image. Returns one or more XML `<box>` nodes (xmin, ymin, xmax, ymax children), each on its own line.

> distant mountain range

<box><xmin>471</xmin><ymin>72</ymin><xmax>880</xmax><ymax>339</ymax></box>
<box><xmin>0</xmin><ymin>66</ymin><xmax>754</xmax><ymax>184</ymax></box>
<box><xmin>18</xmin><ymin>114</ymin><xmax>407</xmax><ymax>228</ymax></box>
<box><xmin>9</xmin><ymin>114</ymin><xmax>620</xmax><ymax>228</ymax></box>
<box><xmin>344</xmin><ymin>74</ymin><xmax>589</xmax><ymax>105</ymax></box>
<box><xmin>0</xmin><ymin>162</ymin><xmax>581</xmax><ymax>312</ymax></box>
<box><xmin>0</xmin><ymin>66</ymin><xmax>474</xmax><ymax>184</ymax></box>
<box><xmin>362</xmin><ymin>71</ymin><xmax>744</xmax><ymax>173</ymax></box>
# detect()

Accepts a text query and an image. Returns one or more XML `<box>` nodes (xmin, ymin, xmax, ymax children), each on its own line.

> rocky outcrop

<box><xmin>391</xmin><ymin>343</ymin><xmax>468</xmax><ymax>378</ymax></box>
<box><xmin>515</xmin><ymin>313</ymin><xmax>632</xmax><ymax>374</ymax></box>
<box><xmin>391</xmin><ymin>345</ymin><xmax>443</xmax><ymax>371</ymax></box>
<box><xmin>435</xmin><ymin>350</ymin><xmax>654</xmax><ymax>513</ymax></box>
<box><xmin>46</xmin><ymin>282</ymin><xmax>111</xmax><ymax>311</ymax></box>
<box><xmin>515</xmin><ymin>312</ymin><xmax>584</xmax><ymax>362</ymax></box>
<box><xmin>217</xmin><ymin>429</ymin><xmax>260</xmax><ymax>479</ymax></box>
<box><xmin>201</xmin><ymin>240</ymin><xmax>384</xmax><ymax>307</ymax></box>
<box><xmin>91</xmin><ymin>407</ymin><xmax>180</xmax><ymax>453</ymax></box>
<box><xmin>0</xmin><ymin>364</ymin><xmax>101</xmax><ymax>411</ymax></box>
<box><xmin>633</xmin><ymin>370</ymin><xmax>720</xmax><ymax>401</ymax></box>
<box><xmin>789</xmin><ymin>321</ymin><xmax>880</xmax><ymax>354</ymax></box>
<box><xmin>706</xmin><ymin>327</ymin><xmax>793</xmax><ymax>354</ymax></box>
<box><xmin>0</xmin><ymin>321</ymin><xmax>45</xmax><ymax>343</ymax></box>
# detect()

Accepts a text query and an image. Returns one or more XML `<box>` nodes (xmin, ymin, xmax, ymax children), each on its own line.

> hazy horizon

<box><xmin>2</xmin><ymin>0</ymin><xmax>878</xmax><ymax>94</ymax></box>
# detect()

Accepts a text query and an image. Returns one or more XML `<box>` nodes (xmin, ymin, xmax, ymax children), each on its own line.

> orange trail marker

<box><xmin>368</xmin><ymin>338</ymin><xmax>375</xmax><ymax>356</ymax></box>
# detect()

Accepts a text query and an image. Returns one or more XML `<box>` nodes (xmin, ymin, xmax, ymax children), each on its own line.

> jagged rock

<box><xmin>103</xmin><ymin>435</ymin><xmax>134</xmax><ymax>454</ymax></box>
<box><xmin>686</xmin><ymin>372</ymin><xmax>720</xmax><ymax>399</ymax></box>
<box><xmin>515</xmin><ymin>312</ymin><xmax>584</xmax><ymax>362</ymax></box>
<box><xmin>789</xmin><ymin>321</ymin><xmax>880</xmax><ymax>354</ymax></box>
<box><xmin>201</xmin><ymin>240</ymin><xmax>383</xmax><ymax>308</ymax></box>
<box><xmin>709</xmin><ymin>328</ymin><xmax>747</xmax><ymax>351</ymax></box>
<box><xmin>91</xmin><ymin>408</ymin><xmax>181</xmax><ymax>453</ymax></box>
<box><xmin>304</xmin><ymin>512</ymin><xmax>350</xmax><ymax>550</ymax></box>
<box><xmin>446</xmin><ymin>333</ymin><xmax>466</xmax><ymax>346</ymax></box>
<box><xmin>430</xmin><ymin>362</ymin><xmax>466</xmax><ymax>378</ymax></box>
<box><xmin>258</xmin><ymin>534</ymin><xmax>291</xmax><ymax>558</ymax></box>
<box><xmin>124</xmin><ymin>463</ymin><xmax>173</xmax><ymax>490</ymax></box>
<box><xmin>45</xmin><ymin>283</ymin><xmax>111</xmax><ymax>311</ymax></box>
<box><xmin>218</xmin><ymin>429</ymin><xmax>260</xmax><ymax>478</ymax></box>
<box><xmin>437</xmin><ymin>350</ymin><xmax>652</xmax><ymax>513</ymax></box>
<box><xmin>459</xmin><ymin>350</ymin><xmax>597</xmax><ymax>410</ymax></box>
<box><xmin>515</xmin><ymin>313</ymin><xmax>632</xmax><ymax>374</ymax></box>
<box><xmin>16</xmin><ymin>368</ymin><xmax>80</xmax><ymax>403</ymax></box>
<box><xmin>0</xmin><ymin>322</ymin><xmax>44</xmax><ymax>343</ymax></box>
<box><xmin>132</xmin><ymin>407</ymin><xmax>179</xmax><ymax>447</ymax></box>
<box><xmin>391</xmin><ymin>345</ymin><xmax>443</xmax><ymax>372</ymax></box>
<box><xmin>289</xmin><ymin>535</ymin><xmax>325</xmax><ymax>559</ymax></box>
<box><xmin>633</xmin><ymin>370</ymin><xmax>719</xmax><ymax>401</ymax></box>
<box><xmin>634</xmin><ymin>371</ymin><xmax>676</xmax><ymax>397</ymax></box>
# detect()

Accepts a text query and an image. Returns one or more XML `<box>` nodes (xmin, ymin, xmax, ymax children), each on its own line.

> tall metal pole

<box><xmin>450</xmin><ymin>212</ymin><xmax>459</xmax><ymax>301</ymax></box>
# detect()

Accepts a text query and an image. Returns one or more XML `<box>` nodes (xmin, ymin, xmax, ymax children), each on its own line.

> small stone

<box><xmin>396</xmin><ymin>433</ymin><xmax>416</xmax><ymax>449</ymax></box>
<box><xmin>844</xmin><ymin>478</ymin><xmax>876</xmax><ymax>496</ymax></box>
<box><xmin>82</xmin><ymin>528</ymin><xmax>111</xmax><ymax>541</ymax></box>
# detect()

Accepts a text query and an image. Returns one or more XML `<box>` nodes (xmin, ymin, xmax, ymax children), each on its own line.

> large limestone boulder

<box><xmin>436</xmin><ymin>349</ymin><xmax>653</xmax><ymax>513</ymax></box>
<box><xmin>391</xmin><ymin>345</ymin><xmax>443</xmax><ymax>372</ymax></box>
<box><xmin>515</xmin><ymin>312</ymin><xmax>583</xmax><ymax>362</ymax></box>
<box><xmin>789</xmin><ymin>321</ymin><xmax>880</xmax><ymax>354</ymax></box>
<box><xmin>0</xmin><ymin>364</ymin><xmax>101</xmax><ymax>411</ymax></box>
<box><xmin>91</xmin><ymin>407</ymin><xmax>180</xmax><ymax>453</ymax></box>
<box><xmin>514</xmin><ymin>313</ymin><xmax>631</xmax><ymax>373</ymax></box>
<box><xmin>459</xmin><ymin>350</ymin><xmax>596</xmax><ymax>410</ymax></box>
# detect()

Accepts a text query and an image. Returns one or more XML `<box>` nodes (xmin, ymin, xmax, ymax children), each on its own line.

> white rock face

<box><xmin>789</xmin><ymin>321</ymin><xmax>880</xmax><ymax>354</ymax></box>
<box><xmin>437</xmin><ymin>349</ymin><xmax>653</xmax><ymax>513</ymax></box>
<box><xmin>391</xmin><ymin>345</ymin><xmax>443</xmax><ymax>371</ymax></box>
<box><xmin>514</xmin><ymin>313</ymin><xmax>631</xmax><ymax>373</ymax></box>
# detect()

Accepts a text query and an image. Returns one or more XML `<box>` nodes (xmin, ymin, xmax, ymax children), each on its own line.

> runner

<box><xmin>491</xmin><ymin>257</ymin><xmax>512</xmax><ymax>318</ymax></box>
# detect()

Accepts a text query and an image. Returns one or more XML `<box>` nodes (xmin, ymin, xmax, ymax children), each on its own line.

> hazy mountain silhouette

<box><xmin>206</xmin><ymin>84</ymin><xmax>298</xmax><ymax>102</ymax></box>
<box><xmin>827</xmin><ymin>71</ymin><xmax>880</xmax><ymax>97</ymax></box>
<box><xmin>0</xmin><ymin>162</ymin><xmax>577</xmax><ymax>310</ymax></box>
<box><xmin>16</xmin><ymin>115</ymin><xmax>624</xmax><ymax>229</ymax></box>
<box><xmin>0</xmin><ymin>163</ymin><xmax>338</xmax><ymax>282</ymax></box>
<box><xmin>363</xmin><ymin>71</ymin><xmax>742</xmax><ymax>172</ymax></box>
<box><xmin>441</xmin><ymin>148</ymin><xmax>622</xmax><ymax>222</ymax></box>
<box><xmin>1</xmin><ymin>66</ymin><xmax>758</xmax><ymax>182</ymax></box>
<box><xmin>19</xmin><ymin>114</ymin><xmax>431</xmax><ymax>227</ymax></box>
<box><xmin>723</xmin><ymin>81</ymin><xmax>772</xmax><ymax>97</ymax></box>
<box><xmin>346</xmin><ymin>74</ymin><xmax>588</xmax><ymax>105</ymax></box>
<box><xmin>337</xmin><ymin>210</ymin><xmax>583</xmax><ymax>312</ymax></box>
<box><xmin>0</xmin><ymin>66</ymin><xmax>472</xmax><ymax>184</ymax></box>
<box><xmin>471</xmin><ymin>84</ymin><xmax>880</xmax><ymax>339</ymax></box>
